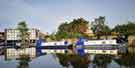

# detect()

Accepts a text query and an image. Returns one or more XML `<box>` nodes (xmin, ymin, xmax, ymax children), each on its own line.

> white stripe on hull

<box><xmin>84</xmin><ymin>40</ymin><xmax>117</xmax><ymax>45</ymax></box>
<box><xmin>41</xmin><ymin>41</ymin><xmax>66</xmax><ymax>46</ymax></box>
<box><xmin>84</xmin><ymin>49</ymin><xmax>118</xmax><ymax>55</ymax></box>
<box><xmin>41</xmin><ymin>49</ymin><xmax>65</xmax><ymax>54</ymax></box>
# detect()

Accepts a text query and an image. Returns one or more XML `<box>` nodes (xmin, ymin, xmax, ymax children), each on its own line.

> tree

<box><xmin>55</xmin><ymin>18</ymin><xmax>90</xmax><ymax>40</ymax></box>
<box><xmin>91</xmin><ymin>16</ymin><xmax>111</xmax><ymax>39</ymax></box>
<box><xmin>17</xmin><ymin>21</ymin><xmax>29</xmax><ymax>48</ymax></box>
<box><xmin>112</xmin><ymin>24</ymin><xmax>128</xmax><ymax>36</ymax></box>
<box><xmin>71</xmin><ymin>18</ymin><xmax>89</xmax><ymax>33</ymax></box>
<box><xmin>58</xmin><ymin>22</ymin><xmax>69</xmax><ymax>32</ymax></box>
<box><xmin>55</xmin><ymin>31</ymin><xmax>69</xmax><ymax>40</ymax></box>
<box><xmin>112</xmin><ymin>21</ymin><xmax>135</xmax><ymax>37</ymax></box>
<box><xmin>127</xmin><ymin>22</ymin><xmax>135</xmax><ymax>35</ymax></box>
<box><xmin>102</xmin><ymin>25</ymin><xmax>111</xmax><ymax>39</ymax></box>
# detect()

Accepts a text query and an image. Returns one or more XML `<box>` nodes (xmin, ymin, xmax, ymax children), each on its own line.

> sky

<box><xmin>0</xmin><ymin>0</ymin><xmax>135</xmax><ymax>33</ymax></box>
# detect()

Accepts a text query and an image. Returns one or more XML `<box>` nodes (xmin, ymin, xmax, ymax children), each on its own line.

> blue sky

<box><xmin>0</xmin><ymin>0</ymin><xmax>135</xmax><ymax>33</ymax></box>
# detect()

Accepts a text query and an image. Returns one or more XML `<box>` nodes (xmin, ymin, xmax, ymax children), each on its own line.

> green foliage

<box><xmin>112</xmin><ymin>21</ymin><xmax>135</xmax><ymax>36</ymax></box>
<box><xmin>91</xmin><ymin>16</ymin><xmax>111</xmax><ymax>39</ymax></box>
<box><xmin>91</xmin><ymin>16</ymin><xmax>105</xmax><ymax>33</ymax></box>
<box><xmin>17</xmin><ymin>21</ymin><xmax>29</xmax><ymax>48</ymax></box>
<box><xmin>127</xmin><ymin>22</ymin><xmax>135</xmax><ymax>35</ymax></box>
<box><xmin>17</xmin><ymin>21</ymin><xmax>29</xmax><ymax>32</ymax></box>
<box><xmin>48</xmin><ymin>32</ymin><xmax>57</xmax><ymax>41</ymax></box>
<box><xmin>55</xmin><ymin>18</ymin><xmax>89</xmax><ymax>40</ymax></box>
<box><xmin>55</xmin><ymin>31</ymin><xmax>69</xmax><ymax>40</ymax></box>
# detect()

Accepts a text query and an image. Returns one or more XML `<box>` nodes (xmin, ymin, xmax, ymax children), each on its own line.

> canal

<box><xmin>0</xmin><ymin>53</ymin><xmax>135</xmax><ymax>68</ymax></box>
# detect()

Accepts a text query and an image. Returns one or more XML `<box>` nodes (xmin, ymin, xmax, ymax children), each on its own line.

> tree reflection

<box><xmin>56</xmin><ymin>54</ymin><xmax>69</xmax><ymax>67</ymax></box>
<box><xmin>17</xmin><ymin>54</ymin><xmax>31</xmax><ymax>68</ymax></box>
<box><xmin>114</xmin><ymin>54</ymin><xmax>135</xmax><ymax>68</ymax></box>
<box><xmin>93</xmin><ymin>55</ymin><xmax>112</xmax><ymax>68</ymax></box>
<box><xmin>56</xmin><ymin>54</ymin><xmax>90</xmax><ymax>68</ymax></box>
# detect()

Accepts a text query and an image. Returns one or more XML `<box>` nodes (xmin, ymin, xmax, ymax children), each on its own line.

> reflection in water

<box><xmin>1</xmin><ymin>53</ymin><xmax>135</xmax><ymax>68</ymax></box>
<box><xmin>56</xmin><ymin>54</ymin><xmax>115</xmax><ymax>68</ymax></box>
<box><xmin>114</xmin><ymin>54</ymin><xmax>135</xmax><ymax>68</ymax></box>
<box><xmin>56</xmin><ymin>53</ymin><xmax>135</xmax><ymax>68</ymax></box>
<box><xmin>17</xmin><ymin>54</ymin><xmax>30</xmax><ymax>68</ymax></box>
<box><xmin>56</xmin><ymin>54</ymin><xmax>90</xmax><ymax>68</ymax></box>
<box><xmin>93</xmin><ymin>55</ymin><xmax>112</xmax><ymax>68</ymax></box>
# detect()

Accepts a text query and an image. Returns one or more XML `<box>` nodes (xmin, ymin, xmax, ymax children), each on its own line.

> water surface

<box><xmin>1</xmin><ymin>53</ymin><xmax>135</xmax><ymax>68</ymax></box>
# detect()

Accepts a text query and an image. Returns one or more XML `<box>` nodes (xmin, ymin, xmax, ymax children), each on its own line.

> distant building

<box><xmin>5</xmin><ymin>28</ymin><xmax>39</xmax><ymax>47</ymax></box>
<box><xmin>84</xmin><ymin>25</ymin><xmax>94</xmax><ymax>37</ymax></box>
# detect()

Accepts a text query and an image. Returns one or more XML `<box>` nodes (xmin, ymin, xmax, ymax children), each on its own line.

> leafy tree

<box><xmin>48</xmin><ymin>32</ymin><xmax>56</xmax><ymax>41</ymax></box>
<box><xmin>112</xmin><ymin>24</ymin><xmax>128</xmax><ymax>35</ymax></box>
<box><xmin>71</xmin><ymin>18</ymin><xmax>89</xmax><ymax>33</ymax></box>
<box><xmin>91</xmin><ymin>16</ymin><xmax>111</xmax><ymax>39</ymax></box>
<box><xmin>55</xmin><ymin>18</ymin><xmax>90</xmax><ymax>40</ymax></box>
<box><xmin>127</xmin><ymin>22</ymin><xmax>135</xmax><ymax>35</ymax></box>
<box><xmin>17</xmin><ymin>21</ymin><xmax>29</xmax><ymax>48</ymax></box>
<box><xmin>55</xmin><ymin>31</ymin><xmax>69</xmax><ymax>40</ymax></box>
<box><xmin>112</xmin><ymin>21</ymin><xmax>135</xmax><ymax>37</ymax></box>
<box><xmin>58</xmin><ymin>22</ymin><xmax>69</xmax><ymax>32</ymax></box>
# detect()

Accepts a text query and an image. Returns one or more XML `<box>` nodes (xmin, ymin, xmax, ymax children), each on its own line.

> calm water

<box><xmin>0</xmin><ymin>53</ymin><xmax>135</xmax><ymax>68</ymax></box>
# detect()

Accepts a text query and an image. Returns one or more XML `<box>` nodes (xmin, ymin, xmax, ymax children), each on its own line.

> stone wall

<box><xmin>128</xmin><ymin>35</ymin><xmax>135</xmax><ymax>46</ymax></box>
